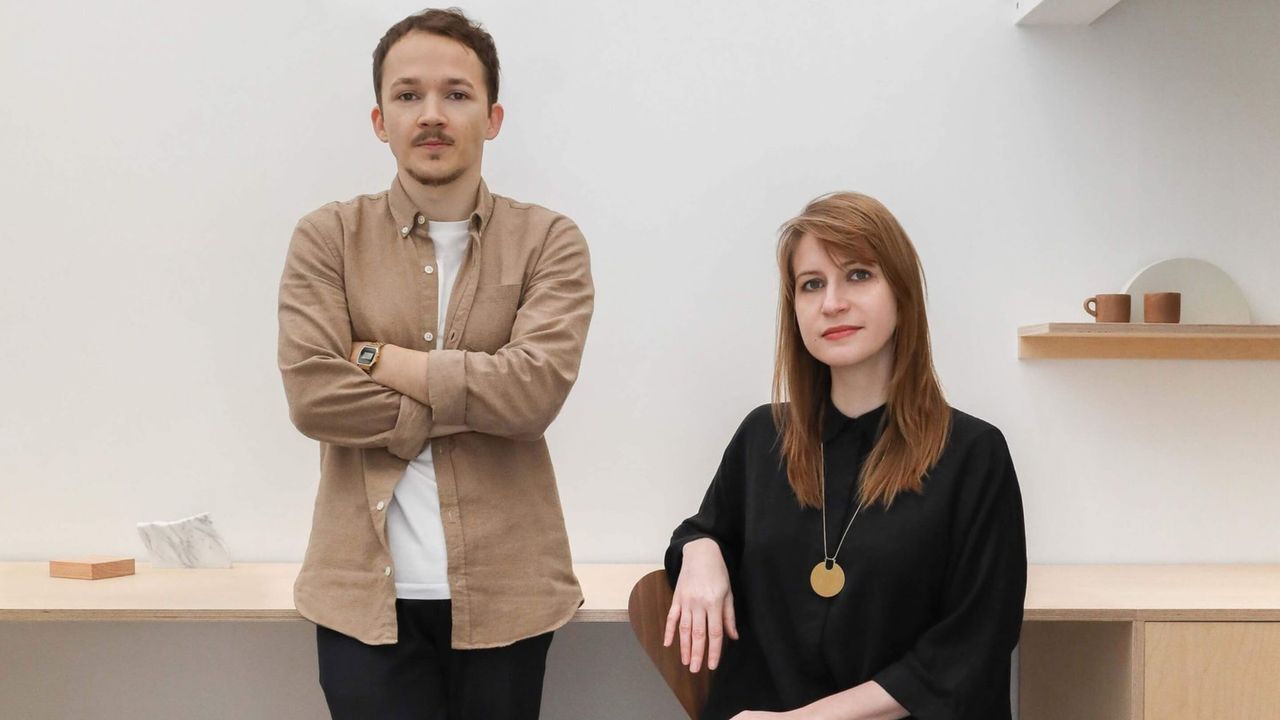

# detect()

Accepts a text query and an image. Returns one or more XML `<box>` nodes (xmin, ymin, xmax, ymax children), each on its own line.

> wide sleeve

<box><xmin>423</xmin><ymin>216</ymin><xmax>593</xmax><ymax>442</ymax></box>
<box><xmin>872</xmin><ymin>428</ymin><xmax>1028</xmax><ymax>718</ymax></box>
<box><xmin>664</xmin><ymin>411</ymin><xmax>755</xmax><ymax>587</ymax></box>
<box><xmin>278</xmin><ymin>216</ymin><xmax>434</xmax><ymax>460</ymax></box>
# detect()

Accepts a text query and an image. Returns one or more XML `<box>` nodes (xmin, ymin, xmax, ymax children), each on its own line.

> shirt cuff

<box><xmin>426</xmin><ymin>349</ymin><xmax>467</xmax><ymax>427</ymax></box>
<box><xmin>387</xmin><ymin>394</ymin><xmax>432</xmax><ymax>460</ymax></box>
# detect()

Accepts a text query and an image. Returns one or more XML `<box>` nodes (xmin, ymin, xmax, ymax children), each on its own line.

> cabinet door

<box><xmin>1145</xmin><ymin>622</ymin><xmax>1280</xmax><ymax>719</ymax></box>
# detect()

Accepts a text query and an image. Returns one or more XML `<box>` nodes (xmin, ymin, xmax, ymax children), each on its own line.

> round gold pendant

<box><xmin>810</xmin><ymin>560</ymin><xmax>845</xmax><ymax>598</ymax></box>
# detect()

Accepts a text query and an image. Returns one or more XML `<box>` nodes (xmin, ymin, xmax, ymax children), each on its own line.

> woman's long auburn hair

<box><xmin>771</xmin><ymin>192</ymin><xmax>951</xmax><ymax>509</ymax></box>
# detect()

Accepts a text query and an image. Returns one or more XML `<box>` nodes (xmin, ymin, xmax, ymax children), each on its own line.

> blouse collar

<box><xmin>821</xmin><ymin>395</ymin><xmax>888</xmax><ymax>443</ymax></box>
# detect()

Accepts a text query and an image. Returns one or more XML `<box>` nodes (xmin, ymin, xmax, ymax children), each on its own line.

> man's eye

<box><xmin>398</xmin><ymin>92</ymin><xmax>418</xmax><ymax>101</ymax></box>
<box><xmin>447</xmin><ymin>92</ymin><xmax>469</xmax><ymax>100</ymax></box>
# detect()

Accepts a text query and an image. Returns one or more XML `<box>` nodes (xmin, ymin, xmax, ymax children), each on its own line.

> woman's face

<box><xmin>791</xmin><ymin>233</ymin><xmax>898</xmax><ymax>370</ymax></box>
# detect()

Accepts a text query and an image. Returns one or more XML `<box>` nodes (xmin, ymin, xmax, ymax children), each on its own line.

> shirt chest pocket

<box><xmin>459</xmin><ymin>283</ymin><xmax>521</xmax><ymax>353</ymax></box>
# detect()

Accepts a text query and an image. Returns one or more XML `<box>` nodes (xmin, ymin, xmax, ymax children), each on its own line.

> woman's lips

<box><xmin>822</xmin><ymin>326</ymin><xmax>862</xmax><ymax>340</ymax></box>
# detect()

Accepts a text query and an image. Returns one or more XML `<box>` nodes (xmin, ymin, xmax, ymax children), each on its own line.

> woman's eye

<box><xmin>849</xmin><ymin>268</ymin><xmax>873</xmax><ymax>282</ymax></box>
<box><xmin>801</xmin><ymin>278</ymin><xmax>823</xmax><ymax>292</ymax></box>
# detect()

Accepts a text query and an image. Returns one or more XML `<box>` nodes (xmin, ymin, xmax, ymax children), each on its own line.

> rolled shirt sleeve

<box><xmin>425</xmin><ymin>216</ymin><xmax>593</xmax><ymax>441</ymax></box>
<box><xmin>277</xmin><ymin>215</ymin><xmax>433</xmax><ymax>460</ymax></box>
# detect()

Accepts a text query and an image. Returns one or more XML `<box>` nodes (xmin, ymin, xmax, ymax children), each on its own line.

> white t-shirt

<box><xmin>387</xmin><ymin>219</ymin><xmax>471</xmax><ymax>599</ymax></box>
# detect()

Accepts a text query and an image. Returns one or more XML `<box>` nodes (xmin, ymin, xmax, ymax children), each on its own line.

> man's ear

<box><xmin>371</xmin><ymin>105</ymin><xmax>389</xmax><ymax>143</ymax></box>
<box><xmin>485</xmin><ymin>102</ymin><xmax>505</xmax><ymax>141</ymax></box>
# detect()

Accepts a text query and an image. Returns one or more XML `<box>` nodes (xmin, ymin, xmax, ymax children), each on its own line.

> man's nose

<box><xmin>418</xmin><ymin>96</ymin><xmax>446</xmax><ymax>126</ymax></box>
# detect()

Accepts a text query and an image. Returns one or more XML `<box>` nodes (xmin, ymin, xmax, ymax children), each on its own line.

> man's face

<box><xmin>372</xmin><ymin>32</ymin><xmax>503</xmax><ymax>187</ymax></box>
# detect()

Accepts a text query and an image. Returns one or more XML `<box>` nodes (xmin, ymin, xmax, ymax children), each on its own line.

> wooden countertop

<box><xmin>1025</xmin><ymin>564</ymin><xmax>1280</xmax><ymax>621</ymax></box>
<box><xmin>4</xmin><ymin>563</ymin><xmax>1280</xmax><ymax>622</ymax></box>
<box><xmin>0</xmin><ymin>562</ymin><xmax>661</xmax><ymax>622</ymax></box>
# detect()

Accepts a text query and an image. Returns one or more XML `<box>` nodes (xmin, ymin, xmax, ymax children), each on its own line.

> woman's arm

<box><xmin>869</xmin><ymin>428</ymin><xmax>1027</xmax><ymax>717</ymax></box>
<box><xmin>729</xmin><ymin>681</ymin><xmax>907</xmax><ymax>719</ymax></box>
<box><xmin>665</xmin><ymin>537</ymin><xmax>739</xmax><ymax>673</ymax></box>
<box><xmin>664</xmin><ymin>410</ymin><xmax>760</xmax><ymax>674</ymax></box>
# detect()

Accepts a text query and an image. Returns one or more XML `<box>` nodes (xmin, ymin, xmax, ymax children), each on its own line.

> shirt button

<box><xmin>400</xmin><ymin>226</ymin><xmax>410</xmax><ymax>236</ymax></box>
<box><xmin>384</xmin><ymin>566</ymin><xmax>392</xmax><ymax>577</ymax></box>
<box><xmin>416</xmin><ymin>215</ymin><xmax>426</xmax><ymax>225</ymax></box>
<box><xmin>424</xmin><ymin>265</ymin><xmax>434</xmax><ymax>274</ymax></box>
<box><xmin>375</xmin><ymin>501</ymin><xmax>385</xmax><ymax>511</ymax></box>
<box><xmin>423</xmin><ymin>332</ymin><xmax>434</xmax><ymax>342</ymax></box>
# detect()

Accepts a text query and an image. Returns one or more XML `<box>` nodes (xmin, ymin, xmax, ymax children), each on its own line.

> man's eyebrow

<box><xmin>389</xmin><ymin>77</ymin><xmax>476</xmax><ymax>89</ymax></box>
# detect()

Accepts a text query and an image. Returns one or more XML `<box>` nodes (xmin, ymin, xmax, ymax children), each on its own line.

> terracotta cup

<box><xmin>1144</xmin><ymin>292</ymin><xmax>1181</xmax><ymax>323</ymax></box>
<box><xmin>1083</xmin><ymin>294</ymin><xmax>1131</xmax><ymax>323</ymax></box>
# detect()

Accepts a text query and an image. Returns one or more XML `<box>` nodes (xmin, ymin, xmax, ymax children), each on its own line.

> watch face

<box><xmin>358</xmin><ymin>346</ymin><xmax>377</xmax><ymax>365</ymax></box>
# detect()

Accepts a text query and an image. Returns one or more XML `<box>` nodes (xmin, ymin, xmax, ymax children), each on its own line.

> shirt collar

<box><xmin>388</xmin><ymin>175</ymin><xmax>496</xmax><ymax>239</ymax></box>
<box><xmin>821</xmin><ymin>395</ymin><xmax>888</xmax><ymax>443</ymax></box>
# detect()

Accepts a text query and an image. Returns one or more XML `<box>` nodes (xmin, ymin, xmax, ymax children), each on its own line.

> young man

<box><xmin>277</xmin><ymin>9</ymin><xmax>593</xmax><ymax>719</ymax></box>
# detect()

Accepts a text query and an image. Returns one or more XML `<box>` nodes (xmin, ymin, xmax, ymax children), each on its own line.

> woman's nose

<box><xmin>822</xmin><ymin>290</ymin><xmax>848</xmax><ymax>314</ymax></box>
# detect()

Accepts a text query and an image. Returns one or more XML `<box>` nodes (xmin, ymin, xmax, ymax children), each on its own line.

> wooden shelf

<box><xmin>1019</xmin><ymin>323</ymin><xmax>1280</xmax><ymax>360</ymax></box>
<box><xmin>1014</xmin><ymin>0</ymin><xmax>1125</xmax><ymax>25</ymax></box>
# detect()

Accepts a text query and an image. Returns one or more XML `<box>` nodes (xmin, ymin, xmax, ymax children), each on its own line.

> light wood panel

<box><xmin>1145</xmin><ymin>622</ymin><xmax>1280</xmax><ymax>719</ymax></box>
<box><xmin>1018</xmin><ymin>323</ymin><xmax>1280</xmax><ymax>360</ymax></box>
<box><xmin>1019</xmin><ymin>621</ymin><xmax>1135</xmax><ymax>720</ymax></box>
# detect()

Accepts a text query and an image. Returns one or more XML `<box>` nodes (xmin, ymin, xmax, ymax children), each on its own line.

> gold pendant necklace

<box><xmin>811</xmin><ymin>444</ymin><xmax>865</xmax><ymax>598</ymax></box>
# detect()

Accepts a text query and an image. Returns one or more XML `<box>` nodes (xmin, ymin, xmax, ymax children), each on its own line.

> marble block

<box><xmin>136</xmin><ymin>512</ymin><xmax>232</xmax><ymax>568</ymax></box>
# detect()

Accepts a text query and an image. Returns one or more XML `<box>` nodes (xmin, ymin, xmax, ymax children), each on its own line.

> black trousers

<box><xmin>316</xmin><ymin>599</ymin><xmax>554</xmax><ymax>720</ymax></box>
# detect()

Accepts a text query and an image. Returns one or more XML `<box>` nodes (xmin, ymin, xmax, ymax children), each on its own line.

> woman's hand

<box><xmin>664</xmin><ymin>537</ymin><xmax>739</xmax><ymax>673</ymax></box>
<box><xmin>730</xmin><ymin>713</ymin><xmax>792</xmax><ymax>719</ymax></box>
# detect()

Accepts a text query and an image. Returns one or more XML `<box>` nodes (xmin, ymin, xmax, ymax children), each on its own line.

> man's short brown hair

<box><xmin>372</xmin><ymin>8</ymin><xmax>500</xmax><ymax>107</ymax></box>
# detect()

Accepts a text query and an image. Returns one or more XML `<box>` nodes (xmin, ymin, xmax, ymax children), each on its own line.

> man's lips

<box><xmin>822</xmin><ymin>326</ymin><xmax>862</xmax><ymax>339</ymax></box>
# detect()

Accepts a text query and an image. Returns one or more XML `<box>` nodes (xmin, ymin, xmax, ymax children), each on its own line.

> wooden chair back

<box><xmin>627</xmin><ymin>569</ymin><xmax>713</xmax><ymax>719</ymax></box>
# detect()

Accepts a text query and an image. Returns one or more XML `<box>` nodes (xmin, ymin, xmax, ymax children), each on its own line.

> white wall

<box><xmin>2</xmin><ymin>0</ymin><xmax>1277</xmax><ymax>717</ymax></box>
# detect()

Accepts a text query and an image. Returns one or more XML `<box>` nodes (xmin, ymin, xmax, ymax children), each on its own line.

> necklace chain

<box><xmin>820</xmin><ymin>444</ymin><xmax>866</xmax><ymax>564</ymax></box>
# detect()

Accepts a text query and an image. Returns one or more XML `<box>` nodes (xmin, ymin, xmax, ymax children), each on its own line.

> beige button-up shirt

<box><xmin>277</xmin><ymin>177</ymin><xmax>592</xmax><ymax>648</ymax></box>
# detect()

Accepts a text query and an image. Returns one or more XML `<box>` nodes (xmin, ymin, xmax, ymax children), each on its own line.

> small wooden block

<box><xmin>49</xmin><ymin>557</ymin><xmax>136</xmax><ymax>580</ymax></box>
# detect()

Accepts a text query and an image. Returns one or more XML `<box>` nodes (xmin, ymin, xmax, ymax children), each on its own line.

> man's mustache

<box><xmin>413</xmin><ymin>131</ymin><xmax>455</xmax><ymax>145</ymax></box>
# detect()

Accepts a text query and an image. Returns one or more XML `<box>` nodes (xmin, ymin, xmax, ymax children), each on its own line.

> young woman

<box><xmin>664</xmin><ymin>193</ymin><xmax>1026</xmax><ymax>720</ymax></box>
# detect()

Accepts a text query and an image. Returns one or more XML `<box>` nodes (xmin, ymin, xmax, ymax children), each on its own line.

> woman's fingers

<box><xmin>706</xmin><ymin>602</ymin><xmax>725</xmax><ymax>671</ymax></box>
<box><xmin>724</xmin><ymin>591</ymin><xmax>740</xmax><ymax>640</ymax></box>
<box><xmin>663</xmin><ymin>600</ymin><xmax>681</xmax><ymax>648</ymax></box>
<box><xmin>689</xmin><ymin>605</ymin><xmax>708</xmax><ymax>673</ymax></box>
<box><xmin>679</xmin><ymin>601</ymin><xmax>693</xmax><ymax>666</ymax></box>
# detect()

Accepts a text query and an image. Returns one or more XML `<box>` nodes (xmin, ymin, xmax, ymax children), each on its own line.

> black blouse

<box><xmin>666</xmin><ymin>401</ymin><xmax>1027</xmax><ymax>720</ymax></box>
